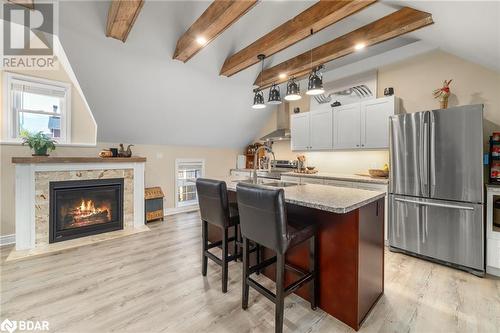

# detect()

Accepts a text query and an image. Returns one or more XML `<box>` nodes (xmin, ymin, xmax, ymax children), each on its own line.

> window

<box><xmin>2</xmin><ymin>73</ymin><xmax>71</xmax><ymax>143</ymax></box>
<box><xmin>175</xmin><ymin>159</ymin><xmax>205</xmax><ymax>207</ymax></box>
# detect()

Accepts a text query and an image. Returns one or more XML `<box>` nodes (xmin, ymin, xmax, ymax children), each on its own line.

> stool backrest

<box><xmin>236</xmin><ymin>183</ymin><xmax>288</xmax><ymax>254</ymax></box>
<box><xmin>196</xmin><ymin>178</ymin><xmax>230</xmax><ymax>228</ymax></box>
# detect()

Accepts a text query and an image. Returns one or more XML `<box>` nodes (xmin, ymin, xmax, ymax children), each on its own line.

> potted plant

<box><xmin>20</xmin><ymin>130</ymin><xmax>57</xmax><ymax>156</ymax></box>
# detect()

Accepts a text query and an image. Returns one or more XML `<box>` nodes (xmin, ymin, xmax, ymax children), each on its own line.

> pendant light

<box><xmin>306</xmin><ymin>66</ymin><xmax>324</xmax><ymax>96</ymax></box>
<box><xmin>252</xmin><ymin>54</ymin><xmax>266</xmax><ymax>109</ymax></box>
<box><xmin>305</xmin><ymin>28</ymin><xmax>324</xmax><ymax>96</ymax></box>
<box><xmin>268</xmin><ymin>83</ymin><xmax>282</xmax><ymax>105</ymax></box>
<box><xmin>252</xmin><ymin>90</ymin><xmax>265</xmax><ymax>109</ymax></box>
<box><xmin>285</xmin><ymin>77</ymin><xmax>301</xmax><ymax>101</ymax></box>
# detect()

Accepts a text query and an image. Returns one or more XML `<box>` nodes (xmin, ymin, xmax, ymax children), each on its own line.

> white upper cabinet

<box><xmin>291</xmin><ymin>96</ymin><xmax>398</xmax><ymax>151</ymax></box>
<box><xmin>291</xmin><ymin>104</ymin><xmax>333</xmax><ymax>151</ymax></box>
<box><xmin>333</xmin><ymin>103</ymin><xmax>361</xmax><ymax>149</ymax></box>
<box><xmin>291</xmin><ymin>112</ymin><xmax>310</xmax><ymax>151</ymax></box>
<box><xmin>361</xmin><ymin>96</ymin><xmax>396</xmax><ymax>149</ymax></box>
<box><xmin>309</xmin><ymin>105</ymin><xmax>333</xmax><ymax>150</ymax></box>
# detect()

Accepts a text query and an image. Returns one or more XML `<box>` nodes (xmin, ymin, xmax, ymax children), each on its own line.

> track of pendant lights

<box><xmin>252</xmin><ymin>35</ymin><xmax>325</xmax><ymax>108</ymax></box>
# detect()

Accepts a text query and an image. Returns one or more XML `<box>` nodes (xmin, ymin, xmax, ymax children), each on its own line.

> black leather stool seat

<box><xmin>196</xmin><ymin>178</ymin><xmax>240</xmax><ymax>293</ymax></box>
<box><xmin>196</xmin><ymin>178</ymin><xmax>260</xmax><ymax>293</ymax></box>
<box><xmin>237</xmin><ymin>183</ymin><xmax>318</xmax><ymax>333</ymax></box>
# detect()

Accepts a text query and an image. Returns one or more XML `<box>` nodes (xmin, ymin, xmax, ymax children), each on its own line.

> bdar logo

<box><xmin>0</xmin><ymin>319</ymin><xmax>17</xmax><ymax>333</ymax></box>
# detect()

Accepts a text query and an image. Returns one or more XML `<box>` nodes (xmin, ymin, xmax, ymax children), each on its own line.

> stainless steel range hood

<box><xmin>260</xmin><ymin>103</ymin><xmax>291</xmax><ymax>141</ymax></box>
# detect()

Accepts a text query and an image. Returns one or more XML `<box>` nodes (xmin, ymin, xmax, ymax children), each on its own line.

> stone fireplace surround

<box><xmin>11</xmin><ymin>157</ymin><xmax>147</xmax><ymax>257</ymax></box>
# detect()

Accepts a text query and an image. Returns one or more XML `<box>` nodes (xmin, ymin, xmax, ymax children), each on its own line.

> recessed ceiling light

<box><xmin>354</xmin><ymin>42</ymin><xmax>366</xmax><ymax>51</ymax></box>
<box><xmin>279</xmin><ymin>73</ymin><xmax>287</xmax><ymax>79</ymax></box>
<box><xmin>196</xmin><ymin>36</ymin><xmax>207</xmax><ymax>45</ymax></box>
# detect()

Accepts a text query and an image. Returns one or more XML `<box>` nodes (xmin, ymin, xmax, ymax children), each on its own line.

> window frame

<box><xmin>2</xmin><ymin>72</ymin><xmax>72</xmax><ymax>143</ymax></box>
<box><xmin>175</xmin><ymin>158</ymin><xmax>205</xmax><ymax>208</ymax></box>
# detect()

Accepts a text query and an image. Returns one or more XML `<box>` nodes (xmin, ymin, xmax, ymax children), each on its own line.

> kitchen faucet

<box><xmin>252</xmin><ymin>145</ymin><xmax>276</xmax><ymax>182</ymax></box>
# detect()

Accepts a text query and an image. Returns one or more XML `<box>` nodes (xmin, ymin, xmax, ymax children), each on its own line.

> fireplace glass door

<box><xmin>50</xmin><ymin>178</ymin><xmax>124</xmax><ymax>243</ymax></box>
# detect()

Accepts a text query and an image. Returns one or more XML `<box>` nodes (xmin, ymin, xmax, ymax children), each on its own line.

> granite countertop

<box><xmin>224</xmin><ymin>177</ymin><xmax>385</xmax><ymax>214</ymax></box>
<box><xmin>282</xmin><ymin>171</ymin><xmax>389</xmax><ymax>185</ymax></box>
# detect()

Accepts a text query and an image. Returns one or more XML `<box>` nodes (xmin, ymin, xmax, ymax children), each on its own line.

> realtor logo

<box><xmin>0</xmin><ymin>319</ymin><xmax>17</xmax><ymax>333</ymax></box>
<box><xmin>2</xmin><ymin>1</ymin><xmax>58</xmax><ymax>69</ymax></box>
<box><xmin>0</xmin><ymin>318</ymin><xmax>49</xmax><ymax>332</ymax></box>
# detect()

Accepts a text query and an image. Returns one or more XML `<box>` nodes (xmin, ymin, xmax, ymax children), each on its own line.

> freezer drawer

<box><xmin>389</xmin><ymin>112</ymin><xmax>429</xmax><ymax>197</ymax></box>
<box><xmin>390</xmin><ymin>195</ymin><xmax>484</xmax><ymax>271</ymax></box>
<box><xmin>389</xmin><ymin>195</ymin><xmax>424</xmax><ymax>254</ymax></box>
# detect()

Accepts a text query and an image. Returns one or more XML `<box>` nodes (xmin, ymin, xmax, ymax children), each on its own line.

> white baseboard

<box><xmin>0</xmin><ymin>234</ymin><xmax>15</xmax><ymax>246</ymax></box>
<box><xmin>487</xmin><ymin>265</ymin><xmax>500</xmax><ymax>277</ymax></box>
<box><xmin>164</xmin><ymin>205</ymin><xmax>199</xmax><ymax>216</ymax></box>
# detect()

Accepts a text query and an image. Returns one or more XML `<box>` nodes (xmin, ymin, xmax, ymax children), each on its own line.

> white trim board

<box><xmin>0</xmin><ymin>234</ymin><xmax>15</xmax><ymax>247</ymax></box>
<box><xmin>487</xmin><ymin>266</ymin><xmax>500</xmax><ymax>277</ymax></box>
<box><xmin>164</xmin><ymin>205</ymin><xmax>199</xmax><ymax>217</ymax></box>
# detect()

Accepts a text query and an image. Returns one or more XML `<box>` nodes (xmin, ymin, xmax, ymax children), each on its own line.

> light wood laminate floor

<box><xmin>1</xmin><ymin>211</ymin><xmax>499</xmax><ymax>332</ymax></box>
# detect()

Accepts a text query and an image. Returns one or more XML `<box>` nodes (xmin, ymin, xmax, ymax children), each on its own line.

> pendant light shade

<box><xmin>285</xmin><ymin>77</ymin><xmax>301</xmax><ymax>101</ymax></box>
<box><xmin>252</xmin><ymin>89</ymin><xmax>266</xmax><ymax>109</ymax></box>
<box><xmin>268</xmin><ymin>83</ymin><xmax>282</xmax><ymax>105</ymax></box>
<box><xmin>252</xmin><ymin>54</ymin><xmax>267</xmax><ymax>109</ymax></box>
<box><xmin>306</xmin><ymin>67</ymin><xmax>324</xmax><ymax>96</ymax></box>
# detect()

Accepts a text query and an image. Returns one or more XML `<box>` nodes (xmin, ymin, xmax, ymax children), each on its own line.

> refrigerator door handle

<box><xmin>394</xmin><ymin>198</ymin><xmax>475</xmax><ymax>211</ymax></box>
<box><xmin>430</xmin><ymin>114</ymin><xmax>436</xmax><ymax>196</ymax></box>
<box><xmin>422</xmin><ymin>121</ymin><xmax>429</xmax><ymax>192</ymax></box>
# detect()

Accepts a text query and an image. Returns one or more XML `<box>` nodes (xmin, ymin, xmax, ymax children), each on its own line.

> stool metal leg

<box><xmin>201</xmin><ymin>220</ymin><xmax>208</xmax><ymax>276</ymax></box>
<box><xmin>275</xmin><ymin>253</ymin><xmax>285</xmax><ymax>333</ymax></box>
<box><xmin>222</xmin><ymin>227</ymin><xmax>229</xmax><ymax>293</ymax></box>
<box><xmin>310</xmin><ymin>235</ymin><xmax>318</xmax><ymax>310</ymax></box>
<box><xmin>242</xmin><ymin>237</ymin><xmax>250</xmax><ymax>309</ymax></box>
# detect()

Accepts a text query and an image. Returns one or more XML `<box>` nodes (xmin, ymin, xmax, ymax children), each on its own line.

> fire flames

<box><xmin>71</xmin><ymin>199</ymin><xmax>111</xmax><ymax>224</ymax></box>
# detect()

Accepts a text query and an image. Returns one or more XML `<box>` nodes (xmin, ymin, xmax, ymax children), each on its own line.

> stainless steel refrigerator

<box><xmin>389</xmin><ymin>104</ymin><xmax>484</xmax><ymax>276</ymax></box>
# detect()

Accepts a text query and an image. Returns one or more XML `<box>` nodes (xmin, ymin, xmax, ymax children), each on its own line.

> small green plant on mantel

<box><xmin>20</xmin><ymin>130</ymin><xmax>57</xmax><ymax>156</ymax></box>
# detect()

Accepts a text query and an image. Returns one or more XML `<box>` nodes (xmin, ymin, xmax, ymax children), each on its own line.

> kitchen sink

<box><xmin>239</xmin><ymin>179</ymin><xmax>300</xmax><ymax>188</ymax></box>
<box><xmin>262</xmin><ymin>181</ymin><xmax>300</xmax><ymax>188</ymax></box>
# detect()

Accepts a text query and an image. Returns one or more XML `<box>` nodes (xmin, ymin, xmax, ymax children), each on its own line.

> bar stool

<box><xmin>196</xmin><ymin>178</ymin><xmax>241</xmax><ymax>293</ymax></box>
<box><xmin>236</xmin><ymin>182</ymin><xmax>318</xmax><ymax>333</ymax></box>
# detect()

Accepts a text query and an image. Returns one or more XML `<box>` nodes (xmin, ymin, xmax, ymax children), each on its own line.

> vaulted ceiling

<box><xmin>57</xmin><ymin>1</ymin><xmax>500</xmax><ymax>148</ymax></box>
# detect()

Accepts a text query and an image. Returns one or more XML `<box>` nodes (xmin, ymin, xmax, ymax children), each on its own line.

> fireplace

<box><xmin>49</xmin><ymin>178</ymin><xmax>124</xmax><ymax>243</ymax></box>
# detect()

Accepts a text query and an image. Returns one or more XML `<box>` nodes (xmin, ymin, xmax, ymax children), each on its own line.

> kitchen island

<box><xmin>211</xmin><ymin>178</ymin><xmax>385</xmax><ymax>330</ymax></box>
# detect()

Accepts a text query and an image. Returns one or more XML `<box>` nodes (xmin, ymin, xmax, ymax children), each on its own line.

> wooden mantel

<box><xmin>12</xmin><ymin>156</ymin><xmax>147</xmax><ymax>164</ymax></box>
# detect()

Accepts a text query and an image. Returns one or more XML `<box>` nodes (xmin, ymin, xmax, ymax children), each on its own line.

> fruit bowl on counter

<box><xmin>368</xmin><ymin>169</ymin><xmax>389</xmax><ymax>178</ymax></box>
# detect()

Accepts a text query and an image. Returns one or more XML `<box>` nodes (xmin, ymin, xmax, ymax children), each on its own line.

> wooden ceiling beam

<box><xmin>106</xmin><ymin>0</ymin><xmax>144</xmax><ymax>43</ymax></box>
<box><xmin>173</xmin><ymin>0</ymin><xmax>258</xmax><ymax>63</ymax></box>
<box><xmin>220</xmin><ymin>0</ymin><xmax>377</xmax><ymax>77</ymax></box>
<box><xmin>7</xmin><ymin>0</ymin><xmax>34</xmax><ymax>9</ymax></box>
<box><xmin>254</xmin><ymin>7</ymin><xmax>434</xmax><ymax>89</ymax></box>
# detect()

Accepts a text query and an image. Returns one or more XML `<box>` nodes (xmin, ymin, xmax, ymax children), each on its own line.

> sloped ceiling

<box><xmin>57</xmin><ymin>1</ymin><xmax>500</xmax><ymax>148</ymax></box>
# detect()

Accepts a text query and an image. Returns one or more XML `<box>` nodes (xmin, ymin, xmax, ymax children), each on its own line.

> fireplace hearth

<box><xmin>49</xmin><ymin>178</ymin><xmax>124</xmax><ymax>243</ymax></box>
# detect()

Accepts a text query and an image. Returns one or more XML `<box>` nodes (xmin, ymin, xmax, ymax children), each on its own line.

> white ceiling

<box><xmin>57</xmin><ymin>1</ymin><xmax>500</xmax><ymax>148</ymax></box>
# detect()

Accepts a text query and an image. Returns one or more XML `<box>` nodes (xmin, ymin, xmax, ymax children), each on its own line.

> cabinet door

<box><xmin>333</xmin><ymin>103</ymin><xmax>361</xmax><ymax>149</ymax></box>
<box><xmin>361</xmin><ymin>96</ymin><xmax>394</xmax><ymax>149</ymax></box>
<box><xmin>309</xmin><ymin>106</ymin><xmax>333</xmax><ymax>150</ymax></box>
<box><xmin>291</xmin><ymin>113</ymin><xmax>310</xmax><ymax>151</ymax></box>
